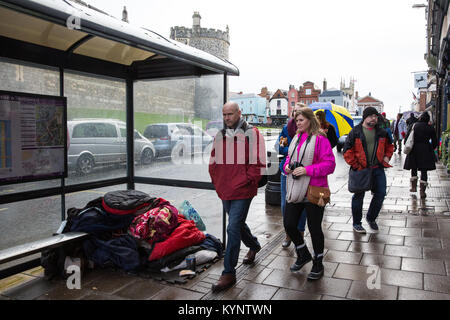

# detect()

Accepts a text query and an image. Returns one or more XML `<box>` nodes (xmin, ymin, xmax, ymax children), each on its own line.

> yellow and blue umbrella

<box><xmin>309</xmin><ymin>102</ymin><xmax>353</xmax><ymax>138</ymax></box>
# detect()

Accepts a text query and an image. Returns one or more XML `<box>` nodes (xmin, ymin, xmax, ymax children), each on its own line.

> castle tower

<box><xmin>193</xmin><ymin>11</ymin><xmax>201</xmax><ymax>28</ymax></box>
<box><xmin>170</xmin><ymin>12</ymin><xmax>230</xmax><ymax>60</ymax></box>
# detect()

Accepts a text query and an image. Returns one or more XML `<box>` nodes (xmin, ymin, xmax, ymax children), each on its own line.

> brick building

<box><xmin>298</xmin><ymin>81</ymin><xmax>321</xmax><ymax>107</ymax></box>
<box><xmin>287</xmin><ymin>85</ymin><xmax>298</xmax><ymax>117</ymax></box>
<box><xmin>356</xmin><ymin>93</ymin><xmax>384</xmax><ymax>115</ymax></box>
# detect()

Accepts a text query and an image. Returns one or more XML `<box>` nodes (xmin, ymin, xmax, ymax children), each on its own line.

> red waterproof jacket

<box><xmin>343</xmin><ymin>124</ymin><xmax>394</xmax><ymax>170</ymax></box>
<box><xmin>148</xmin><ymin>214</ymin><xmax>205</xmax><ymax>261</ymax></box>
<box><xmin>209</xmin><ymin>123</ymin><xmax>266</xmax><ymax>200</ymax></box>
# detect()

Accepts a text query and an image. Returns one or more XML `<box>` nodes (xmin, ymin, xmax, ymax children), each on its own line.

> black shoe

<box><xmin>366</xmin><ymin>220</ymin><xmax>379</xmax><ymax>231</ymax></box>
<box><xmin>307</xmin><ymin>255</ymin><xmax>324</xmax><ymax>280</ymax></box>
<box><xmin>353</xmin><ymin>224</ymin><xmax>367</xmax><ymax>234</ymax></box>
<box><xmin>290</xmin><ymin>245</ymin><xmax>312</xmax><ymax>271</ymax></box>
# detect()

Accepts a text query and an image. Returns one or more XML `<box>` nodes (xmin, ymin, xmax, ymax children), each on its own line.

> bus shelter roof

<box><xmin>0</xmin><ymin>0</ymin><xmax>239</xmax><ymax>79</ymax></box>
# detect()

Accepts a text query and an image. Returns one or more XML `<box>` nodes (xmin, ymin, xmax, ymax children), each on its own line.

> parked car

<box><xmin>143</xmin><ymin>123</ymin><xmax>213</xmax><ymax>158</ymax></box>
<box><xmin>68</xmin><ymin>119</ymin><xmax>155</xmax><ymax>174</ymax></box>
<box><xmin>336</xmin><ymin>116</ymin><xmax>363</xmax><ymax>152</ymax></box>
<box><xmin>205</xmin><ymin>120</ymin><xmax>223</xmax><ymax>137</ymax></box>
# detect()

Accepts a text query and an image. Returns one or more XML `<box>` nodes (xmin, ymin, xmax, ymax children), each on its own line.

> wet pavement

<box><xmin>1</xmin><ymin>152</ymin><xmax>450</xmax><ymax>301</ymax></box>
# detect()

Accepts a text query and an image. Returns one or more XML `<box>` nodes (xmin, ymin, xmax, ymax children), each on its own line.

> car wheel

<box><xmin>140</xmin><ymin>148</ymin><xmax>154</xmax><ymax>165</ymax></box>
<box><xmin>76</xmin><ymin>154</ymin><xmax>94</xmax><ymax>175</ymax></box>
<box><xmin>172</xmin><ymin>143</ymin><xmax>186</xmax><ymax>158</ymax></box>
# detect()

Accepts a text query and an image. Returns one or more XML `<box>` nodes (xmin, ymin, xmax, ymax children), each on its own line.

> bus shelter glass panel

<box><xmin>0</xmin><ymin>184</ymin><xmax>128</xmax><ymax>250</ymax></box>
<box><xmin>64</xmin><ymin>71</ymin><xmax>127</xmax><ymax>184</ymax></box>
<box><xmin>133</xmin><ymin>75</ymin><xmax>224</xmax><ymax>182</ymax></box>
<box><xmin>0</xmin><ymin>59</ymin><xmax>61</xmax><ymax>193</ymax></box>
<box><xmin>0</xmin><ymin>195</ymin><xmax>62</xmax><ymax>250</ymax></box>
<box><xmin>135</xmin><ymin>184</ymin><xmax>223</xmax><ymax>240</ymax></box>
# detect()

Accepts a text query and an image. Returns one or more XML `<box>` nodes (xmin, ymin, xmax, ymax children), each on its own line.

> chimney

<box><xmin>122</xmin><ymin>6</ymin><xmax>128</xmax><ymax>23</ymax></box>
<box><xmin>323</xmin><ymin>78</ymin><xmax>327</xmax><ymax>92</ymax></box>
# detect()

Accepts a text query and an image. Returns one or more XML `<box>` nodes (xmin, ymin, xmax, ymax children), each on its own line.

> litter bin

<box><xmin>265</xmin><ymin>153</ymin><xmax>282</xmax><ymax>206</ymax></box>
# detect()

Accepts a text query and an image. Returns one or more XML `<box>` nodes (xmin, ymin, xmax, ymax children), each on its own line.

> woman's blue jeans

<box><xmin>281</xmin><ymin>173</ymin><xmax>306</xmax><ymax>232</ymax></box>
<box><xmin>222</xmin><ymin>198</ymin><xmax>260</xmax><ymax>275</ymax></box>
<box><xmin>351</xmin><ymin>167</ymin><xmax>387</xmax><ymax>225</ymax></box>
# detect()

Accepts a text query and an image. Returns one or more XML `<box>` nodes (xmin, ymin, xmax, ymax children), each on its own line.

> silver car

<box><xmin>143</xmin><ymin>123</ymin><xmax>213</xmax><ymax>158</ymax></box>
<box><xmin>68</xmin><ymin>119</ymin><xmax>155</xmax><ymax>174</ymax></box>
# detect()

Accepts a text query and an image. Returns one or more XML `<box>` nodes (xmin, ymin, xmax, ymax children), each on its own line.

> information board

<box><xmin>0</xmin><ymin>90</ymin><xmax>67</xmax><ymax>185</ymax></box>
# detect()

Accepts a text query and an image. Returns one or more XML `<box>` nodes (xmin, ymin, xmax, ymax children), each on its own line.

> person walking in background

<box><xmin>209</xmin><ymin>101</ymin><xmax>266</xmax><ymax>292</ymax></box>
<box><xmin>277</xmin><ymin>103</ymin><xmax>307</xmax><ymax>248</ymax></box>
<box><xmin>344</xmin><ymin>107</ymin><xmax>394</xmax><ymax>233</ymax></box>
<box><xmin>315</xmin><ymin>110</ymin><xmax>338</xmax><ymax>149</ymax></box>
<box><xmin>390</xmin><ymin>113</ymin><xmax>407</xmax><ymax>154</ymax></box>
<box><xmin>283</xmin><ymin>107</ymin><xmax>335</xmax><ymax>280</ymax></box>
<box><xmin>403</xmin><ymin>112</ymin><xmax>438</xmax><ymax>198</ymax></box>
<box><xmin>405</xmin><ymin>113</ymin><xmax>418</xmax><ymax>137</ymax></box>
<box><xmin>379</xmin><ymin>112</ymin><xmax>393</xmax><ymax>141</ymax></box>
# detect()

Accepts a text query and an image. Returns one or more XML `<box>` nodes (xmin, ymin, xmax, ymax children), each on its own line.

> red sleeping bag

<box><xmin>148</xmin><ymin>214</ymin><xmax>206</xmax><ymax>261</ymax></box>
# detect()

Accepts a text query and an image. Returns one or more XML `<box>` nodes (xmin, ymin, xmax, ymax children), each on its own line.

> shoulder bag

<box><xmin>307</xmin><ymin>184</ymin><xmax>331</xmax><ymax>207</ymax></box>
<box><xmin>403</xmin><ymin>124</ymin><xmax>415</xmax><ymax>155</ymax></box>
<box><xmin>306</xmin><ymin>137</ymin><xmax>331</xmax><ymax>207</ymax></box>
<box><xmin>348</xmin><ymin>142</ymin><xmax>377</xmax><ymax>193</ymax></box>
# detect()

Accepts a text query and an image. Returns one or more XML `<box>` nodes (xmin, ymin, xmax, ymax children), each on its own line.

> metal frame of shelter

<box><xmin>0</xmin><ymin>0</ymin><xmax>239</xmax><ymax>270</ymax></box>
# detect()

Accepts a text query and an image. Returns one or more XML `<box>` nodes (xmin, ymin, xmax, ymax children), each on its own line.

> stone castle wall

<box><xmin>170</xmin><ymin>26</ymin><xmax>230</xmax><ymax>61</ymax></box>
<box><xmin>0</xmin><ymin>62</ymin><xmax>223</xmax><ymax>121</ymax></box>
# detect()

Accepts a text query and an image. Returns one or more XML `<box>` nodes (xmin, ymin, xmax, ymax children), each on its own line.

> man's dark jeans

<box><xmin>351</xmin><ymin>167</ymin><xmax>387</xmax><ymax>225</ymax></box>
<box><xmin>222</xmin><ymin>198</ymin><xmax>260</xmax><ymax>275</ymax></box>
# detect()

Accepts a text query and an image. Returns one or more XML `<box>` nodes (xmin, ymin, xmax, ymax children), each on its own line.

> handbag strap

<box><xmin>289</xmin><ymin>133</ymin><xmax>311</xmax><ymax>166</ymax></box>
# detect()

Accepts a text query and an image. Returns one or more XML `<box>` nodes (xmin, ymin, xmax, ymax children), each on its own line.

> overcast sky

<box><xmin>87</xmin><ymin>0</ymin><xmax>428</xmax><ymax>119</ymax></box>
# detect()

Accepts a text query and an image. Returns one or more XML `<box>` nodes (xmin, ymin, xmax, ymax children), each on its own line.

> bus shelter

<box><xmin>0</xmin><ymin>0</ymin><xmax>239</xmax><ymax>277</ymax></box>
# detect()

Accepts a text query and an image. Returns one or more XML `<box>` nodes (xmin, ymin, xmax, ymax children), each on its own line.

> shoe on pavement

<box><xmin>307</xmin><ymin>255</ymin><xmax>324</xmax><ymax>280</ymax></box>
<box><xmin>366</xmin><ymin>220</ymin><xmax>379</xmax><ymax>231</ymax></box>
<box><xmin>290</xmin><ymin>245</ymin><xmax>312</xmax><ymax>272</ymax></box>
<box><xmin>211</xmin><ymin>274</ymin><xmax>236</xmax><ymax>293</ymax></box>
<box><xmin>353</xmin><ymin>224</ymin><xmax>366</xmax><ymax>234</ymax></box>
<box><xmin>242</xmin><ymin>246</ymin><xmax>261</xmax><ymax>265</ymax></box>
<box><xmin>282</xmin><ymin>238</ymin><xmax>292</xmax><ymax>248</ymax></box>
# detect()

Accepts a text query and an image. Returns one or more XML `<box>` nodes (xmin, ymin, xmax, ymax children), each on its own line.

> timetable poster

<box><xmin>0</xmin><ymin>91</ymin><xmax>67</xmax><ymax>185</ymax></box>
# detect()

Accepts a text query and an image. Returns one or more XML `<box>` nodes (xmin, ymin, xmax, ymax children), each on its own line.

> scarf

<box><xmin>287</xmin><ymin>118</ymin><xmax>297</xmax><ymax>138</ymax></box>
<box><xmin>224</xmin><ymin>118</ymin><xmax>249</xmax><ymax>138</ymax></box>
<box><xmin>286</xmin><ymin>133</ymin><xmax>316</xmax><ymax>203</ymax></box>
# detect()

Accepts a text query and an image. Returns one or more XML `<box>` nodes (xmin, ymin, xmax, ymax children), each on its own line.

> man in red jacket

<box><xmin>209</xmin><ymin>101</ymin><xmax>266</xmax><ymax>292</ymax></box>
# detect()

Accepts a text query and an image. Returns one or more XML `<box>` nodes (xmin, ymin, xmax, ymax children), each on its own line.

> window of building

<box><xmin>277</xmin><ymin>100</ymin><xmax>281</xmax><ymax>107</ymax></box>
<box><xmin>306</xmin><ymin>89</ymin><xmax>311</xmax><ymax>95</ymax></box>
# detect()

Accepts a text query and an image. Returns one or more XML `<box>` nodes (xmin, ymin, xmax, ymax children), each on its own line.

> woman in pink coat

<box><xmin>283</xmin><ymin>107</ymin><xmax>336</xmax><ymax>280</ymax></box>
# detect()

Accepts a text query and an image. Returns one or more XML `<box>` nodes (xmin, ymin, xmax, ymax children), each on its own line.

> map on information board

<box><xmin>0</xmin><ymin>90</ymin><xmax>67</xmax><ymax>185</ymax></box>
